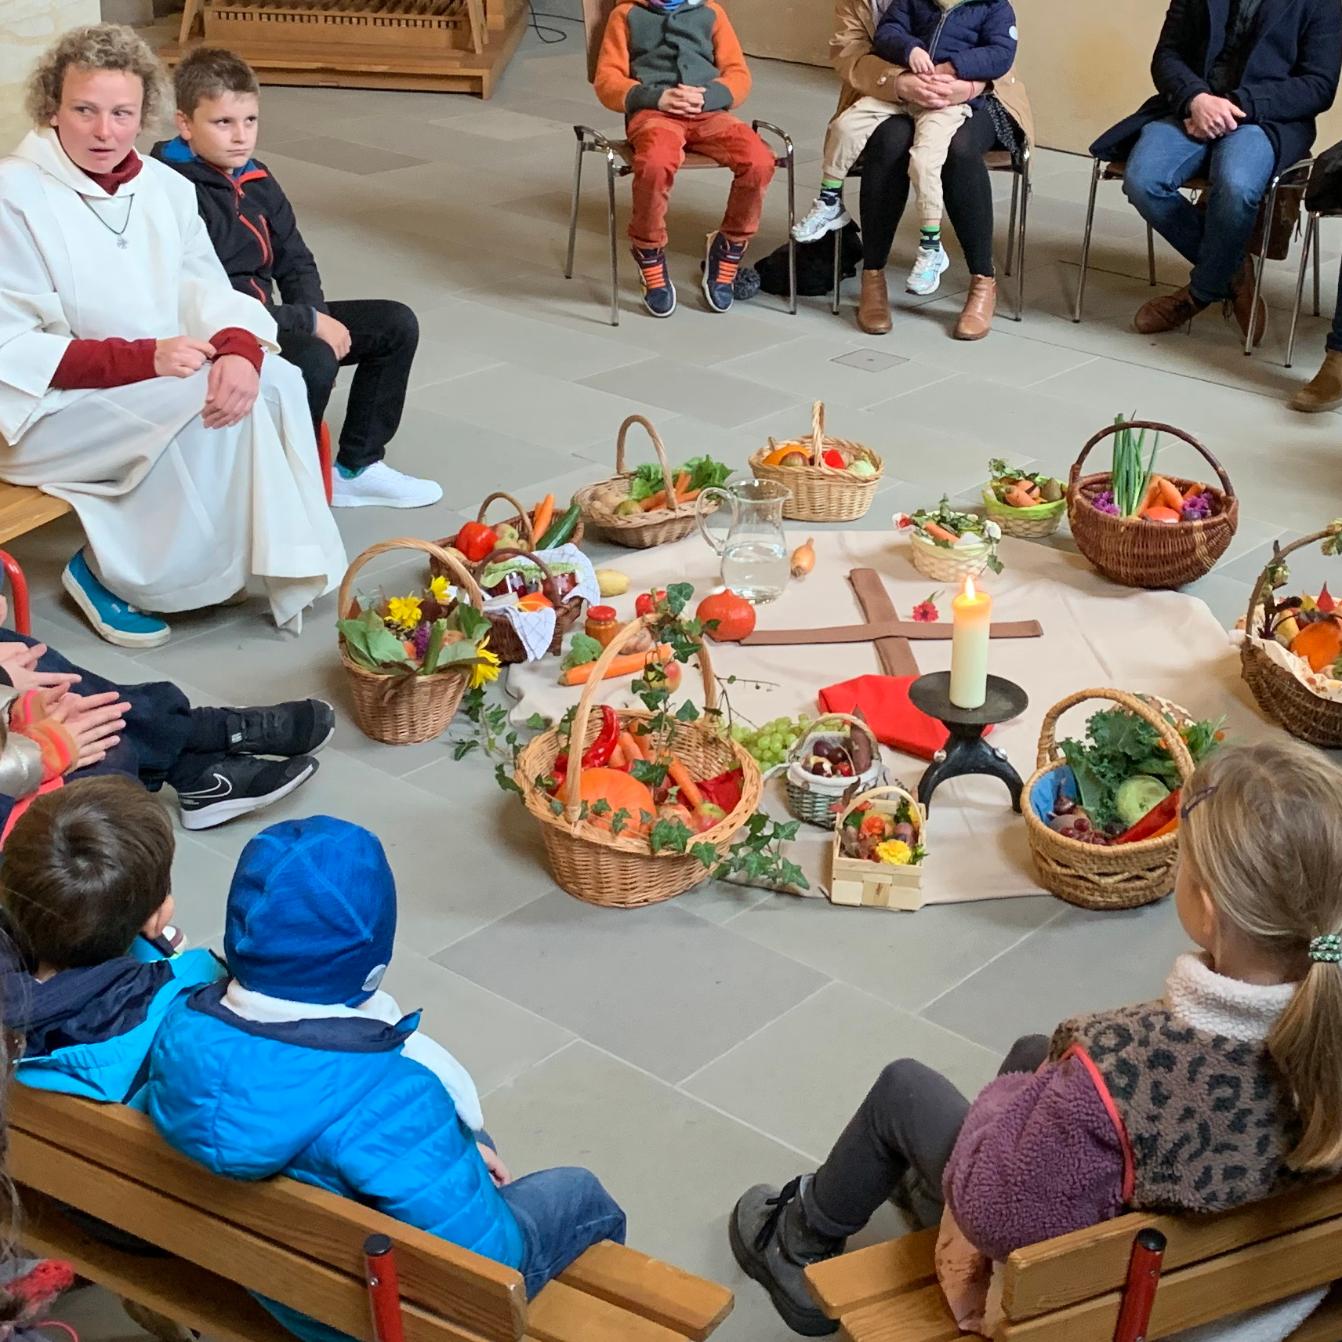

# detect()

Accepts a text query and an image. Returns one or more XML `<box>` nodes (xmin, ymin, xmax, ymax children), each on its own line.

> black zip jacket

<box><xmin>151</xmin><ymin>137</ymin><xmax>328</xmax><ymax>336</ymax></box>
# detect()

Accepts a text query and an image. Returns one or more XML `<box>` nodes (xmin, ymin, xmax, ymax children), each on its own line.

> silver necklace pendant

<box><xmin>116</xmin><ymin>237</ymin><xmax>128</xmax><ymax>249</ymax></box>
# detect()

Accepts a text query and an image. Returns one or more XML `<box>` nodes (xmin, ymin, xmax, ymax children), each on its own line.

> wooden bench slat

<box><xmin>557</xmin><ymin>1241</ymin><xmax>733</xmax><ymax>1340</ymax></box>
<box><xmin>1287</xmin><ymin>1286</ymin><xmax>1342</xmax><ymax>1341</ymax></box>
<box><xmin>805</xmin><ymin>1229</ymin><xmax>939</xmax><ymax>1318</ymax></box>
<box><xmin>1003</xmin><ymin>1175</ymin><xmax>1342</xmax><ymax>1321</ymax></box>
<box><xmin>837</xmin><ymin>1283</ymin><xmax>965</xmax><ymax>1342</ymax></box>
<box><xmin>0</xmin><ymin>485</ymin><xmax>71</xmax><ymax>546</ymax></box>
<box><xmin>20</xmin><ymin>1190</ymin><xmax>295</xmax><ymax>1342</ymax></box>
<box><xmin>11</xmin><ymin>1088</ymin><xmax>525</xmax><ymax>1341</ymax></box>
<box><xmin>11</xmin><ymin>1128</ymin><xmax>498</xmax><ymax>1342</ymax></box>
<box><xmin>1000</xmin><ymin>1214</ymin><xmax>1342</xmax><ymax>1341</ymax></box>
<box><xmin>526</xmin><ymin>1279</ymin><xmax>685</xmax><ymax>1342</ymax></box>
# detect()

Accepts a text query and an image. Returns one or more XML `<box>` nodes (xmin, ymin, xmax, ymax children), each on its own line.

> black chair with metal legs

<box><xmin>1073</xmin><ymin>160</ymin><xmax>1159</xmax><ymax>323</ymax></box>
<box><xmin>830</xmin><ymin>142</ymin><xmax>1032</xmax><ymax>320</ymax></box>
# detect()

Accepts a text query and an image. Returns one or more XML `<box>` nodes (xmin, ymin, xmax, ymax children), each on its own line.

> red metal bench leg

<box><xmin>364</xmin><ymin>1234</ymin><xmax>405</xmax><ymax>1342</ymax></box>
<box><xmin>319</xmin><ymin>421</ymin><xmax>334</xmax><ymax>506</ymax></box>
<box><xmin>0</xmin><ymin>550</ymin><xmax>32</xmax><ymax>637</ymax></box>
<box><xmin>1113</xmin><ymin>1228</ymin><xmax>1166</xmax><ymax>1342</ymax></box>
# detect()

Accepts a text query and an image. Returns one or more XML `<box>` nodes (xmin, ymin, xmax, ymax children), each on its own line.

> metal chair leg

<box><xmin>605</xmin><ymin>150</ymin><xmax>619</xmax><ymax>327</ymax></box>
<box><xmin>1286</xmin><ymin>210</ymin><xmax>1315</xmax><ymax>369</ymax></box>
<box><xmin>0</xmin><ymin>551</ymin><xmax>31</xmax><ymax>638</ymax></box>
<box><xmin>1313</xmin><ymin>215</ymin><xmax>1322</xmax><ymax>316</ymax></box>
<box><xmin>1013</xmin><ymin>155</ymin><xmax>1029</xmax><ymax>321</ymax></box>
<box><xmin>832</xmin><ymin>227</ymin><xmax>842</xmax><ymax>316</ymax></box>
<box><xmin>564</xmin><ymin>133</ymin><xmax>585</xmax><ymax>280</ymax></box>
<box><xmin>1073</xmin><ymin>158</ymin><xmax>1102</xmax><ymax>322</ymax></box>
<box><xmin>1147</xmin><ymin>224</ymin><xmax>1157</xmax><ymax>285</ymax></box>
<box><xmin>1244</xmin><ymin>180</ymin><xmax>1277</xmax><ymax>356</ymax></box>
<box><xmin>364</xmin><ymin>1236</ymin><xmax>406</xmax><ymax>1342</ymax></box>
<box><xmin>786</xmin><ymin>148</ymin><xmax>797</xmax><ymax>315</ymax></box>
<box><xmin>1004</xmin><ymin>171</ymin><xmax>1019</xmax><ymax>278</ymax></box>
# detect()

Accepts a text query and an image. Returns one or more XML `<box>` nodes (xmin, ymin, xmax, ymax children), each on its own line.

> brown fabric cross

<box><xmin>740</xmin><ymin>568</ymin><xmax>1042</xmax><ymax>675</ymax></box>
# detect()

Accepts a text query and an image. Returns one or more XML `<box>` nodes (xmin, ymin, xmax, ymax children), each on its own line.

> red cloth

<box><xmin>51</xmin><ymin>336</ymin><xmax>157</xmax><ymax>389</ymax></box>
<box><xmin>210</xmin><ymin>326</ymin><xmax>264</xmax><ymax>373</ymax></box>
<box><xmin>625</xmin><ymin>110</ymin><xmax>775</xmax><ymax>249</ymax></box>
<box><xmin>80</xmin><ymin>148</ymin><xmax>143</xmax><ymax>194</ymax></box>
<box><xmin>819</xmin><ymin>674</ymin><xmax>993</xmax><ymax>762</ymax></box>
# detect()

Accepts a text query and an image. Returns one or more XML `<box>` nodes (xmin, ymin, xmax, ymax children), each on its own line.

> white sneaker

<box><xmin>792</xmin><ymin>196</ymin><xmax>851</xmax><ymax>243</ymax></box>
<box><xmin>906</xmin><ymin>243</ymin><xmax>950</xmax><ymax>296</ymax></box>
<box><xmin>330</xmin><ymin>461</ymin><xmax>444</xmax><ymax>509</ymax></box>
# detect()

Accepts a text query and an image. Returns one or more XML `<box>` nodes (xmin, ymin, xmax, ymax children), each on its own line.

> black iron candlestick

<box><xmin>908</xmin><ymin>672</ymin><xmax>1029</xmax><ymax>813</ymax></box>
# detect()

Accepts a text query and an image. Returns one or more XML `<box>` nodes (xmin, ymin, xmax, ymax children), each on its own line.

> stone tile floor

<box><xmin>50</xmin><ymin>10</ymin><xmax>1342</xmax><ymax>1339</ymax></box>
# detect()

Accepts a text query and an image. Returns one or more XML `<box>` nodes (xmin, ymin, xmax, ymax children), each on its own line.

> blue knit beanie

<box><xmin>225</xmin><ymin>816</ymin><xmax>397</xmax><ymax>1006</ymax></box>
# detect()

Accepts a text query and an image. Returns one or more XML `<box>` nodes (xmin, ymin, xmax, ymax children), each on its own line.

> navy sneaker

<box><xmin>632</xmin><ymin>246</ymin><xmax>676</xmax><ymax>318</ymax></box>
<box><xmin>61</xmin><ymin>549</ymin><xmax>170</xmax><ymax>649</ymax></box>
<box><xmin>176</xmin><ymin>754</ymin><xmax>319</xmax><ymax>831</ymax></box>
<box><xmin>703</xmin><ymin>232</ymin><xmax>748</xmax><ymax>313</ymax></box>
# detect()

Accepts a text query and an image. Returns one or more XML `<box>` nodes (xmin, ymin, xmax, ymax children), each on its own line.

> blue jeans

<box><xmin>498</xmin><ymin>1166</ymin><xmax>627</xmax><ymax>1298</ymax></box>
<box><xmin>1123</xmin><ymin>116</ymin><xmax>1276</xmax><ymax>305</ymax></box>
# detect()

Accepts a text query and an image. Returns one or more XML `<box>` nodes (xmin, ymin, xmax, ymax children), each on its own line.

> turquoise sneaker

<box><xmin>61</xmin><ymin>549</ymin><xmax>170</xmax><ymax>648</ymax></box>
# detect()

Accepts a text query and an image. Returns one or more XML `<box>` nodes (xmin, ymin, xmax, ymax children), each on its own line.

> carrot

<box><xmin>1140</xmin><ymin>477</ymin><xmax>1162</xmax><ymax>514</ymax></box>
<box><xmin>668</xmin><ymin>471</ymin><xmax>690</xmax><ymax>503</ymax></box>
<box><xmin>1182</xmin><ymin>481</ymin><xmax>1206</xmax><ymax>501</ymax></box>
<box><xmin>1004</xmin><ymin>485</ymin><xmax>1036</xmax><ymax>509</ymax></box>
<box><xmin>665</xmin><ymin>757</ymin><xmax>705</xmax><ymax>810</ymax></box>
<box><xmin>641</xmin><ymin>490</ymin><xmax>667</xmax><ymax>512</ymax></box>
<box><xmin>1155</xmin><ymin>476</ymin><xmax>1183</xmax><ymax>511</ymax></box>
<box><xmin>1141</xmin><ymin>505</ymin><xmax>1181</xmax><ymax>524</ymax></box>
<box><xmin>610</xmin><ymin>744</ymin><xmax>628</xmax><ymax>769</ymax></box>
<box><xmin>562</xmin><ymin>644</ymin><xmax>674</xmax><ymax>686</ymax></box>
<box><xmin>642</xmin><ymin>484</ymin><xmax>702</xmax><ymax>512</ymax></box>
<box><xmin>531</xmin><ymin>494</ymin><xmax>555</xmax><ymax>540</ymax></box>
<box><xmin>618</xmin><ymin>730</ymin><xmax>648</xmax><ymax>763</ymax></box>
<box><xmin>923</xmin><ymin>521</ymin><xmax>959</xmax><ymax>543</ymax></box>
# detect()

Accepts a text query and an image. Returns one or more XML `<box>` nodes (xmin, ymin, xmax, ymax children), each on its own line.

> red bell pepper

<box><xmin>453</xmin><ymin>521</ymin><xmax>498</xmax><ymax>564</ymax></box>
<box><xmin>551</xmin><ymin>706</ymin><xmax>620</xmax><ymax>791</ymax></box>
<box><xmin>635</xmin><ymin>589</ymin><xmax>668</xmax><ymax>618</ymax></box>
<box><xmin>698</xmin><ymin>767</ymin><xmax>744</xmax><ymax>816</ymax></box>
<box><xmin>1114</xmin><ymin>789</ymin><xmax>1180</xmax><ymax>845</ymax></box>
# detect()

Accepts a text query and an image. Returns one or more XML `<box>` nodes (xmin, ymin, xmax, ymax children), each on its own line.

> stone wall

<box><xmin>0</xmin><ymin>0</ymin><xmax>102</xmax><ymax>151</ymax></box>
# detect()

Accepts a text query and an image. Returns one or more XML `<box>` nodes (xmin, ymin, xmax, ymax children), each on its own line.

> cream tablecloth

<box><xmin>506</xmin><ymin>530</ymin><xmax>1270</xmax><ymax>905</ymax></box>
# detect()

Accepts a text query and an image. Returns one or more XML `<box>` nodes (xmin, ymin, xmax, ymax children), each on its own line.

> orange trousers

<box><xmin>626</xmin><ymin>109</ymin><xmax>777</xmax><ymax>251</ymax></box>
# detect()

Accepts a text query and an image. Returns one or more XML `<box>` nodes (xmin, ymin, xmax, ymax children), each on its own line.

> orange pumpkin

<box><xmin>1289</xmin><ymin>619</ymin><xmax>1342</xmax><ymax>673</ymax></box>
<box><xmin>577</xmin><ymin>768</ymin><xmax>656</xmax><ymax>832</ymax></box>
<box><xmin>696</xmin><ymin>590</ymin><xmax>757</xmax><ymax>642</ymax></box>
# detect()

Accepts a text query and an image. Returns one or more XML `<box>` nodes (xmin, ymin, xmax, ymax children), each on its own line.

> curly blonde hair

<box><xmin>24</xmin><ymin>23</ymin><xmax>168</xmax><ymax>129</ymax></box>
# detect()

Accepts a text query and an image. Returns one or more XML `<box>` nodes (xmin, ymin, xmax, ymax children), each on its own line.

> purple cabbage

<box><xmin>1092</xmin><ymin>490</ymin><xmax>1119</xmax><ymax>516</ymax></box>
<box><xmin>1181</xmin><ymin>491</ymin><xmax>1213</xmax><ymax>521</ymax></box>
<box><xmin>412</xmin><ymin>621</ymin><xmax>431</xmax><ymax>659</ymax></box>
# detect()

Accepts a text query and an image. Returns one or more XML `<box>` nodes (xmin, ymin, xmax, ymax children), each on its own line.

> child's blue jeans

<box><xmin>498</xmin><ymin>1167</ymin><xmax>627</xmax><ymax>1298</ymax></box>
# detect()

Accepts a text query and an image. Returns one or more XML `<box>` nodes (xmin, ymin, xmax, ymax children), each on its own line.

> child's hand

<box><xmin>658</xmin><ymin>85</ymin><xmax>705</xmax><ymax>115</ymax></box>
<box><xmin>47</xmin><ymin>689</ymin><xmax>129</xmax><ymax>768</ymax></box>
<box><xmin>908</xmin><ymin>46</ymin><xmax>934</xmax><ymax>74</ymax></box>
<box><xmin>314</xmin><ymin>312</ymin><xmax>352</xmax><ymax>360</ymax></box>
<box><xmin>477</xmin><ymin>1142</ymin><xmax>513</xmax><ymax>1187</ymax></box>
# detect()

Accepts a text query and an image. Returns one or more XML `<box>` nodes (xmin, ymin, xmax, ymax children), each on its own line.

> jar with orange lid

<box><xmin>584</xmin><ymin>606</ymin><xmax>619</xmax><ymax>648</ymax></box>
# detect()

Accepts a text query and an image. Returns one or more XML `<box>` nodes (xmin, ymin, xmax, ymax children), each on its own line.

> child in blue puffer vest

<box><xmin>147</xmin><ymin>816</ymin><xmax>625</xmax><ymax>1342</ymax></box>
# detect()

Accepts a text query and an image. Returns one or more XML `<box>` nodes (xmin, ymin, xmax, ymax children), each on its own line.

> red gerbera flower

<box><xmin>911</xmin><ymin>592</ymin><xmax>940</xmax><ymax>623</ymax></box>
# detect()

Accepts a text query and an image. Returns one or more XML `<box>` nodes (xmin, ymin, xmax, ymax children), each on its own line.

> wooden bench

<box><xmin>11</xmin><ymin>1086</ymin><xmax>733</xmax><ymax>1342</ymax></box>
<box><xmin>0</xmin><ymin>484</ymin><xmax>73</xmax><ymax>636</ymax></box>
<box><xmin>806</xmin><ymin>1177</ymin><xmax>1342</xmax><ymax>1342</ymax></box>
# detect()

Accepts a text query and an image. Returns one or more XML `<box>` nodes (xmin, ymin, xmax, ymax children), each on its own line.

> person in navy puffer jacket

<box><xmin>147</xmin><ymin>816</ymin><xmax>626</xmax><ymax>1342</ymax></box>
<box><xmin>792</xmin><ymin>0</ymin><xmax>1017</xmax><ymax>303</ymax></box>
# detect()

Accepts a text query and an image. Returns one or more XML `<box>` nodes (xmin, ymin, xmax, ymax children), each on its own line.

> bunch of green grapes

<box><xmin>729</xmin><ymin>715</ymin><xmax>811</xmax><ymax>769</ymax></box>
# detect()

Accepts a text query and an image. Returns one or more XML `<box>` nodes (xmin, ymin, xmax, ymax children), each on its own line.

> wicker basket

<box><xmin>1023</xmin><ymin>688</ymin><xmax>1194</xmax><ymax>911</ymax></box>
<box><xmin>749</xmin><ymin>402</ymin><xmax>883</xmax><ymax>523</ymax></box>
<box><xmin>981</xmin><ymin>489</ymin><xmax>1066</xmax><ymax>540</ymax></box>
<box><xmin>338</xmin><ymin>539</ymin><xmax>480</xmax><ymax>746</ymax></box>
<box><xmin>1067</xmin><ymin>420</ymin><xmax>1238</xmax><ymax>589</ymax></box>
<box><xmin>433</xmin><ymin>490</ymin><xmax>584</xmax><ymax>577</ymax></box>
<box><xmin>1240</xmin><ymin>526</ymin><xmax>1342</xmax><ymax>747</ymax></box>
<box><xmin>784</xmin><ymin>713</ymin><xmax>884</xmax><ymax>829</ymax></box>
<box><xmin>465</xmin><ymin>546</ymin><xmax>586</xmax><ymax>666</ymax></box>
<box><xmin>574</xmin><ymin>416</ymin><xmax>704</xmax><ymax>550</ymax></box>
<box><xmin>829</xmin><ymin>783</ymin><xmax>928</xmax><ymax>912</ymax></box>
<box><xmin>514</xmin><ymin>619</ymin><xmax>762</xmax><ymax>907</ymax></box>
<box><xmin>908</xmin><ymin>531</ymin><xmax>993</xmax><ymax>583</ymax></box>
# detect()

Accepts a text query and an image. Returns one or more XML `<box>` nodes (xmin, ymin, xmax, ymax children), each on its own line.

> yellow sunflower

<box><xmin>428</xmin><ymin>575</ymin><xmax>451</xmax><ymax>603</ymax></box>
<box><xmin>874</xmin><ymin>839</ymin><xmax>913</xmax><ymax>866</ymax></box>
<box><xmin>386</xmin><ymin>595</ymin><xmax>422</xmax><ymax>632</ymax></box>
<box><xmin>469</xmin><ymin>642</ymin><xmax>502</xmax><ymax>689</ymax></box>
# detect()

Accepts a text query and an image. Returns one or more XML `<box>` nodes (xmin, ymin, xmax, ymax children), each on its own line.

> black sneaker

<box><xmin>224</xmin><ymin>699</ymin><xmax>335</xmax><ymax>757</ymax></box>
<box><xmin>176</xmin><ymin>755</ymin><xmax>319</xmax><ymax>831</ymax></box>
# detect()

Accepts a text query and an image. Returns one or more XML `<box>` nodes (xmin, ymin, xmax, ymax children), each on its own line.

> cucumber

<box><xmin>538</xmin><ymin>502</ymin><xmax>581</xmax><ymax>549</ymax></box>
<box><xmin>1115</xmin><ymin>775</ymin><xmax>1170</xmax><ymax>828</ymax></box>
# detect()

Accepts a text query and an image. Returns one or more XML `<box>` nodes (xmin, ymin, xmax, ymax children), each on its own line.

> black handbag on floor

<box><xmin>757</xmin><ymin>222</ymin><xmax>863</xmax><ymax>297</ymax></box>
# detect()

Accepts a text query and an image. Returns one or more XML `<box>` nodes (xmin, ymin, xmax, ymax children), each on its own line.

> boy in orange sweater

<box><xmin>594</xmin><ymin>0</ymin><xmax>775</xmax><ymax>316</ymax></box>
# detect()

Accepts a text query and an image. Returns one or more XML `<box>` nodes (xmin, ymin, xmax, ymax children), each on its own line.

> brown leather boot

<box><xmin>857</xmin><ymin>268</ymin><xmax>892</xmax><ymax>335</ymax></box>
<box><xmin>1134</xmin><ymin>286</ymin><xmax>1207</xmax><ymax>335</ymax></box>
<box><xmin>953</xmin><ymin>276</ymin><xmax>996</xmax><ymax>341</ymax></box>
<box><xmin>1229</xmin><ymin>260</ymin><xmax>1268</xmax><ymax>347</ymax></box>
<box><xmin>1290</xmin><ymin>351</ymin><xmax>1342</xmax><ymax>413</ymax></box>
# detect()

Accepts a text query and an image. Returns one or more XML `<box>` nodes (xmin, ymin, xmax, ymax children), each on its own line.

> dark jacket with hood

<box><xmin>150</xmin><ymin>136</ymin><xmax>329</xmax><ymax>337</ymax></box>
<box><xmin>874</xmin><ymin>0</ymin><xmax>1018</xmax><ymax>84</ymax></box>
<box><xmin>1091</xmin><ymin>0</ymin><xmax>1342</xmax><ymax>174</ymax></box>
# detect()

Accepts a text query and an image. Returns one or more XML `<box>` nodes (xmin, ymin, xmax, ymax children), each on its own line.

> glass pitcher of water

<box><xmin>695</xmin><ymin>479</ymin><xmax>792</xmax><ymax>603</ymax></box>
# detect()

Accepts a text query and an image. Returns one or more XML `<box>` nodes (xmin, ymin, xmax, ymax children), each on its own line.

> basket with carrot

<box><xmin>514</xmin><ymin>606</ymin><xmax>762</xmax><ymax>909</ymax></box>
<box><xmin>748</xmin><ymin>401</ymin><xmax>883</xmax><ymax>522</ymax></box>
<box><xmin>574</xmin><ymin>416</ymin><xmax>730</xmax><ymax>550</ymax></box>
<box><xmin>982</xmin><ymin>459</ymin><xmax>1066</xmax><ymax>539</ymax></box>
<box><xmin>896</xmin><ymin>499</ymin><xmax>1003</xmax><ymax>583</ymax></box>
<box><xmin>1067</xmin><ymin>416</ymin><xmax>1238</xmax><ymax>589</ymax></box>
<box><xmin>435</xmin><ymin>489</ymin><xmax>584</xmax><ymax>574</ymax></box>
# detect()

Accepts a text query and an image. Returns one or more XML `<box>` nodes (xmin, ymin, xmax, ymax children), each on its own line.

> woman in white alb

<box><xmin>0</xmin><ymin>24</ymin><xmax>346</xmax><ymax>648</ymax></box>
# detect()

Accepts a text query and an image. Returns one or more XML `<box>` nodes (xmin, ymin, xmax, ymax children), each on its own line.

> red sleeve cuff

<box><xmin>51</xmin><ymin>337</ymin><xmax>157</xmax><ymax>390</ymax></box>
<box><xmin>210</xmin><ymin>327</ymin><xmax>264</xmax><ymax>374</ymax></box>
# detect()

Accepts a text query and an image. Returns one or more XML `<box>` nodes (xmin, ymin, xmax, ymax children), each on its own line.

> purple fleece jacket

<box><xmin>942</xmin><ymin>1052</ymin><xmax>1127</xmax><ymax>1263</ymax></box>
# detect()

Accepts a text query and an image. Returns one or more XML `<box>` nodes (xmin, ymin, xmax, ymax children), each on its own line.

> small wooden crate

<box><xmin>829</xmin><ymin>784</ymin><xmax>927</xmax><ymax>913</ymax></box>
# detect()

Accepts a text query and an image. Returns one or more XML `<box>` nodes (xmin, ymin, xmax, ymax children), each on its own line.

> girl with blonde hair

<box><xmin>733</xmin><ymin>739</ymin><xmax>1342</xmax><ymax>1340</ymax></box>
<box><xmin>0</xmin><ymin>24</ymin><xmax>345</xmax><ymax>649</ymax></box>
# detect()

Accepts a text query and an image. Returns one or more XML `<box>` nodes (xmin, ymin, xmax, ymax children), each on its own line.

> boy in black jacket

<box><xmin>153</xmin><ymin>49</ymin><xmax>441</xmax><ymax>510</ymax></box>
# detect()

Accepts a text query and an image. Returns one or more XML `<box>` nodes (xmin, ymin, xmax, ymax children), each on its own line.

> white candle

<box><xmin>949</xmin><ymin>576</ymin><xmax>991</xmax><ymax>709</ymax></box>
